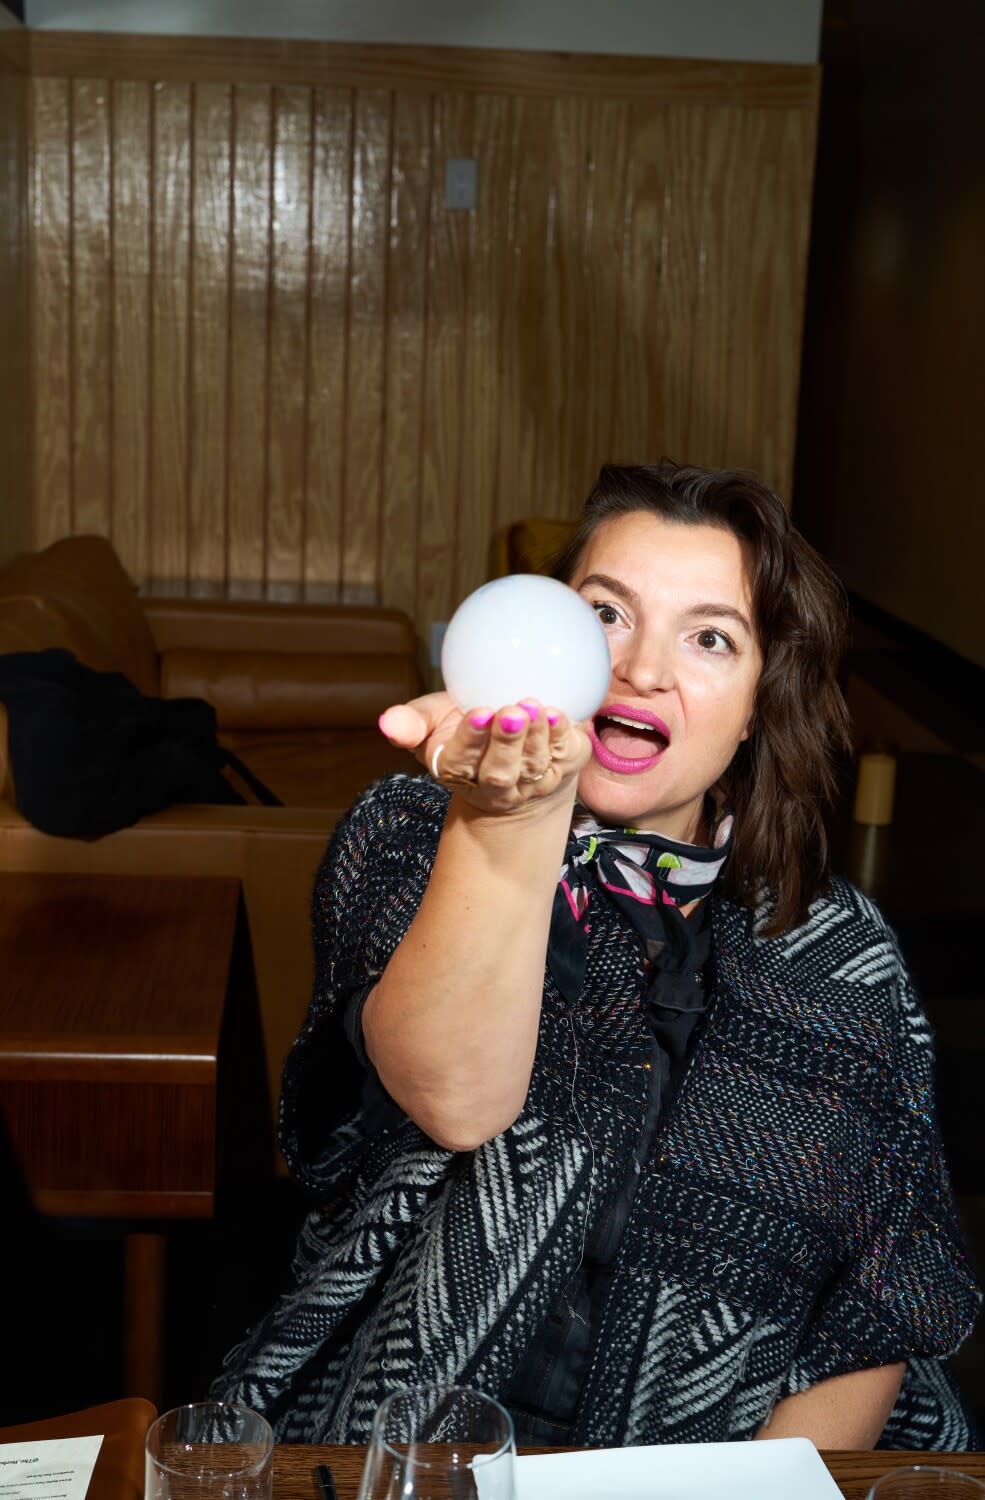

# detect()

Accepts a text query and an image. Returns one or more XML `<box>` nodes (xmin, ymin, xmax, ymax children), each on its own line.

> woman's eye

<box><xmin>695</xmin><ymin>628</ymin><xmax>736</xmax><ymax>654</ymax></box>
<box><xmin>592</xmin><ymin>601</ymin><xmax>621</xmax><ymax>626</ymax></box>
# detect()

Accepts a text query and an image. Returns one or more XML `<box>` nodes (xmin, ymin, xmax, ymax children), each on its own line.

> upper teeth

<box><xmin>607</xmin><ymin>714</ymin><xmax>656</xmax><ymax>732</ymax></box>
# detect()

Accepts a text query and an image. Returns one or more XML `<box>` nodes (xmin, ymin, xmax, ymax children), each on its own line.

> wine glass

<box><xmin>867</xmin><ymin>1469</ymin><xmax>985</xmax><ymax>1499</ymax></box>
<box><xmin>356</xmin><ymin>1384</ymin><xmax>517</xmax><ymax>1500</ymax></box>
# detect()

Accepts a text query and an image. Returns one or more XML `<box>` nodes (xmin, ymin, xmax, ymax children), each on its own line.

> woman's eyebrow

<box><xmin>684</xmin><ymin>602</ymin><xmax>752</xmax><ymax>633</ymax></box>
<box><xmin>576</xmin><ymin>572</ymin><xmax>640</xmax><ymax>605</ymax></box>
<box><xmin>578</xmin><ymin>574</ymin><xmax>751</xmax><ymax>634</ymax></box>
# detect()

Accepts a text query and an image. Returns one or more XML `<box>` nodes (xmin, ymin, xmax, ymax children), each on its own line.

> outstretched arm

<box><xmin>365</xmin><ymin>693</ymin><xmax>590</xmax><ymax>1151</ymax></box>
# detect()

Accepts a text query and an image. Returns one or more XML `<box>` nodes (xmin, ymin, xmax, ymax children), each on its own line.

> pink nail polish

<box><xmin>519</xmin><ymin>701</ymin><xmax>540</xmax><ymax>723</ymax></box>
<box><xmin>470</xmin><ymin>710</ymin><xmax>495</xmax><ymax>728</ymax></box>
<box><xmin>547</xmin><ymin>712</ymin><xmax>560</xmax><ymax>726</ymax></box>
<box><xmin>499</xmin><ymin>714</ymin><xmax>527</xmax><ymax>734</ymax></box>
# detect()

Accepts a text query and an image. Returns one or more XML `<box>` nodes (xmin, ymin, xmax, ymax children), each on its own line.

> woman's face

<box><xmin>570</xmin><ymin>511</ymin><xmax>764</xmax><ymax>842</ymax></box>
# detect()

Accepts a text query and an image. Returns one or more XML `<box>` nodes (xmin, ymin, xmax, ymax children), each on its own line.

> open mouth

<box><xmin>590</xmin><ymin>706</ymin><xmax>670</xmax><ymax>774</ymax></box>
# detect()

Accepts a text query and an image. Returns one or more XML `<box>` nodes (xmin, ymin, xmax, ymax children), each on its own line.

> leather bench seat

<box><xmin>219</xmin><ymin>726</ymin><xmax>420</xmax><ymax>810</ymax></box>
<box><xmin>0</xmin><ymin>534</ymin><xmax>423</xmax><ymax>1153</ymax></box>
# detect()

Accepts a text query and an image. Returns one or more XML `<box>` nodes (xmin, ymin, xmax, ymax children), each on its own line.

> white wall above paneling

<box><xmin>24</xmin><ymin>0</ymin><xmax>822</xmax><ymax>64</ymax></box>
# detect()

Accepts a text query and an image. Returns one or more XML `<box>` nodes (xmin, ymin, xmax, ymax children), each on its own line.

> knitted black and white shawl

<box><xmin>213</xmin><ymin>775</ymin><xmax>981</xmax><ymax>1447</ymax></box>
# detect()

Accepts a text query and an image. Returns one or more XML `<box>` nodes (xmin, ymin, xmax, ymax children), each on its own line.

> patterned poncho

<box><xmin>213</xmin><ymin>774</ymin><xmax>981</xmax><ymax>1446</ymax></box>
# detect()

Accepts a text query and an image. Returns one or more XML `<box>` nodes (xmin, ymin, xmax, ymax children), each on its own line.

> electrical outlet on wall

<box><xmin>445</xmin><ymin>158</ymin><xmax>478</xmax><ymax>211</ymax></box>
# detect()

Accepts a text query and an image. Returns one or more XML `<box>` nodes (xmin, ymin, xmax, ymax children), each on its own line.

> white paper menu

<box><xmin>0</xmin><ymin>1435</ymin><xmax>103</xmax><ymax>1500</ymax></box>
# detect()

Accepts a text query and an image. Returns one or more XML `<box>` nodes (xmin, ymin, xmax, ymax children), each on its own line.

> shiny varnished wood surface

<box><xmin>0</xmin><ymin>871</ymin><xmax>240</xmax><ymax>1216</ymax></box>
<box><xmin>30</xmin><ymin>34</ymin><xmax>818</xmax><ymax>104</ymax></box>
<box><xmin>28</xmin><ymin>35</ymin><xmax>818</xmax><ymax>645</ymax></box>
<box><xmin>273</xmin><ymin>1446</ymin><xmax>985</xmax><ymax>1499</ymax></box>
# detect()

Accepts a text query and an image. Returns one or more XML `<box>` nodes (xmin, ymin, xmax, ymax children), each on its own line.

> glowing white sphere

<box><xmin>441</xmin><ymin>574</ymin><xmax>612</xmax><ymax>722</ymax></box>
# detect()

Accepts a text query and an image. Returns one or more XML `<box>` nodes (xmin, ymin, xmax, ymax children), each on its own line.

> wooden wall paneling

<box><xmin>531</xmin><ymin>97</ymin><xmax>579</xmax><ymax>520</ymax></box>
<box><xmin>0</xmin><ymin>44</ymin><xmax>30</xmax><ymax>567</ymax></box>
<box><xmin>719</xmin><ymin>105</ymin><xmax>787</xmax><ymax>488</ymax></box>
<box><xmin>31</xmin><ymin>75</ymin><xmax>72</xmax><ymax>547</ymax></box>
<box><xmin>652</xmin><ymin>102</ymin><xmax>703</xmax><ymax>465</ymax></box>
<box><xmin>70</xmin><ymin>77</ymin><xmax>111</xmax><ymax>539</ymax></box>
<box><xmin>682</xmin><ymin>103</ymin><xmax>739</xmax><ymax>474</ymax></box>
<box><xmin>455</xmin><ymin>92</ymin><xmax>512</xmax><ymax>605</ymax></box>
<box><xmin>716</xmin><ymin>105</ymin><xmax>761</xmax><ymax>479</ymax></box>
<box><xmin>266</xmin><ymin>84</ymin><xmax>311</xmax><ymax>596</ymax></box>
<box><xmin>28</xmin><ymin>32</ymin><xmax>819</xmax><ymax>105</ymax></box>
<box><xmin>110</xmin><ymin>80</ymin><xmax>150</xmax><ymax>581</ymax></box>
<box><xmin>494</xmin><ymin>96</ymin><xmax>552</xmax><ymax>536</ymax></box>
<box><xmin>303</xmin><ymin>85</ymin><xmax>350</xmax><ymax>598</ymax></box>
<box><xmin>762</xmin><ymin>103</ymin><xmax>816</xmax><ymax>497</ymax></box>
<box><xmin>579</xmin><ymin>97</ymin><xmax>630</xmax><ymax>502</ymax></box>
<box><xmin>341</xmin><ymin>88</ymin><xmax>390</xmax><ymax>604</ymax></box>
<box><xmin>148</xmin><ymin>80</ymin><xmax>191</xmax><ymax>585</ymax></box>
<box><xmin>226</xmin><ymin>83</ymin><xmax>272</xmax><ymax>593</ymax></box>
<box><xmin>611</xmin><ymin>100</ymin><xmax>666</xmax><ymax>465</ymax></box>
<box><xmin>378</xmin><ymin>90</ymin><xmax>430</xmax><ymax>623</ymax></box>
<box><xmin>188</xmin><ymin>81</ymin><xmax>231</xmax><ymax>590</ymax></box>
<box><xmin>779</xmin><ymin>102</ymin><xmax>817</xmax><ymax>497</ymax></box>
<box><xmin>26</xmin><ymin>37</ymin><xmax>820</xmax><ymax>608</ymax></box>
<box><xmin>417</xmin><ymin>92</ymin><xmax>473</xmax><ymax>635</ymax></box>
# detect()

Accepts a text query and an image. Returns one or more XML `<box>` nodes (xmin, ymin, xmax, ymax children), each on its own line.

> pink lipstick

<box><xmin>589</xmin><ymin>702</ymin><xmax>670</xmax><ymax>776</ymax></box>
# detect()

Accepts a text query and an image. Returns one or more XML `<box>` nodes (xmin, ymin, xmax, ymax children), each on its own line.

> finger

<box><xmin>546</xmin><ymin>707</ymin><xmax>570</xmax><ymax>758</ymax></box>
<box><xmin>545</xmin><ymin>709</ymin><xmax>589</xmax><ymax>770</ymax></box>
<box><xmin>516</xmin><ymin>699</ymin><xmax>550</xmax><ymax>780</ymax></box>
<box><xmin>378</xmin><ymin>692</ymin><xmax>455</xmax><ymax>750</ymax></box>
<box><xmin>427</xmin><ymin>706</ymin><xmax>495</xmax><ymax>785</ymax></box>
<box><xmin>477</xmin><ymin>704</ymin><xmax>535</xmax><ymax>788</ymax></box>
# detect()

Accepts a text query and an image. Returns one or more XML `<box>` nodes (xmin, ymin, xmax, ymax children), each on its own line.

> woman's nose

<box><xmin>612</xmin><ymin>634</ymin><xmax>676</xmax><ymax>695</ymax></box>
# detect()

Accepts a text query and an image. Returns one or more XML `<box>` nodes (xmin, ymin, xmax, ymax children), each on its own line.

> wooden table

<box><xmin>274</xmin><ymin>1446</ymin><xmax>985</xmax><ymax>1498</ymax></box>
<box><xmin>0</xmin><ymin>871</ymin><xmax>265</xmax><ymax>1405</ymax></box>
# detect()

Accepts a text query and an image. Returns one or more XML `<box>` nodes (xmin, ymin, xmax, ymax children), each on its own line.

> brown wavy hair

<box><xmin>552</xmin><ymin>462</ymin><xmax>852</xmax><ymax>936</ymax></box>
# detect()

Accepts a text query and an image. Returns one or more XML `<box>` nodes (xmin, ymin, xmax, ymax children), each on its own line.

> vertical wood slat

<box><xmin>267</xmin><ymin>84</ymin><xmax>311</xmax><ymax>595</ymax></box>
<box><xmin>456</xmin><ymin>93</ymin><xmax>511</xmax><ymax>602</ymax></box>
<box><xmin>148</xmin><ymin>80</ymin><xmax>191</xmax><ymax>585</ymax></box>
<box><xmin>110</xmin><ymin>79</ymin><xmax>150</xmax><ymax>582</ymax></box>
<box><xmin>27</xmin><ymin>48</ymin><xmax>818</xmax><ymax>631</ymax></box>
<box><xmin>540</xmin><ymin>96</ymin><xmax>590</xmax><ymax>519</ymax></box>
<box><xmin>32</xmin><ymin>76</ymin><xmax>71</xmax><ymax>547</ymax></box>
<box><xmin>417</xmin><ymin>92</ymin><xmax>473</xmax><ymax>638</ymax></box>
<box><xmin>226</xmin><ymin>82</ymin><xmax>271</xmax><ymax>593</ymax></box>
<box><xmin>494</xmin><ymin>95</ymin><xmax>553</xmax><ymax>538</ymax></box>
<box><xmin>378</xmin><ymin>91</ymin><xmax>430</xmax><ymax>623</ymax></box>
<box><xmin>0</xmin><ymin>55</ymin><xmax>31</xmax><ymax>565</ymax></box>
<box><xmin>683</xmin><ymin>104</ymin><xmax>742</xmax><ymax>472</ymax></box>
<box><xmin>581</xmin><ymin>98</ymin><xmax>630</xmax><ymax>493</ymax></box>
<box><xmin>188</xmin><ymin>81</ymin><xmax>231</xmax><ymax>589</ymax></box>
<box><xmin>303</xmin><ymin>85</ymin><xmax>350</xmax><ymax>598</ymax></box>
<box><xmin>70</xmin><ymin>77</ymin><xmax>112</xmax><ymax>538</ymax></box>
<box><xmin>341</xmin><ymin>89</ymin><xmax>390</xmax><ymax>603</ymax></box>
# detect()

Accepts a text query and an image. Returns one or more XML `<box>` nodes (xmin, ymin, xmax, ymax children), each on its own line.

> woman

<box><xmin>214</xmin><ymin>463</ymin><xmax>980</xmax><ymax>1448</ymax></box>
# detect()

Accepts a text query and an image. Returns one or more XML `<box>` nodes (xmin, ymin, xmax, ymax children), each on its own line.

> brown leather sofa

<box><xmin>0</xmin><ymin>535</ymin><xmax>422</xmax><ymax>1144</ymax></box>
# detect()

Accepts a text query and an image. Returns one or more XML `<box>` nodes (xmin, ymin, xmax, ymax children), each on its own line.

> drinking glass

<box><xmin>356</xmin><ymin>1384</ymin><xmax>517</xmax><ymax>1500</ymax></box>
<box><xmin>867</xmin><ymin>1469</ymin><xmax>985</xmax><ymax>1499</ymax></box>
<box><xmin>145</xmin><ymin>1401</ymin><xmax>274</xmax><ymax>1500</ymax></box>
